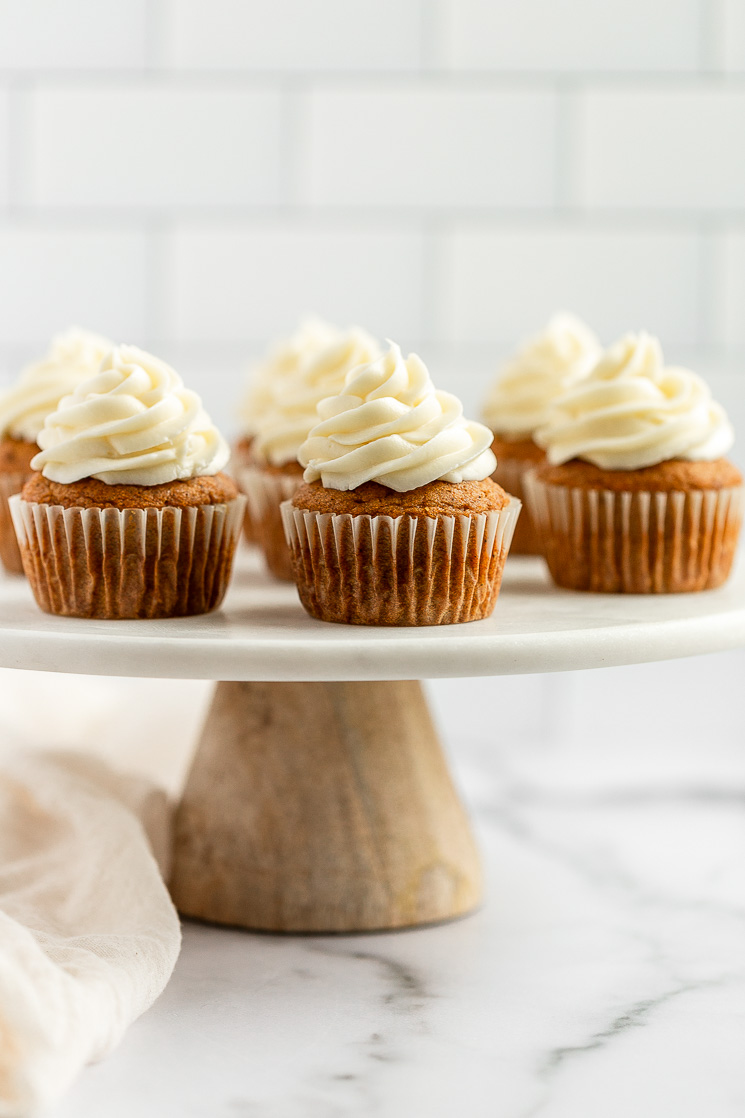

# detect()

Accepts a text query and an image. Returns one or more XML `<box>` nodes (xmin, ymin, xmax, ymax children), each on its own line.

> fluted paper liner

<box><xmin>232</xmin><ymin>439</ymin><xmax>259</xmax><ymax>545</ymax></box>
<box><xmin>491</xmin><ymin>455</ymin><xmax>543</xmax><ymax>557</ymax></box>
<box><xmin>524</xmin><ymin>471</ymin><xmax>744</xmax><ymax>593</ymax></box>
<box><xmin>10</xmin><ymin>493</ymin><xmax>246</xmax><ymax>619</ymax></box>
<box><xmin>239</xmin><ymin>465</ymin><xmax>303</xmax><ymax>581</ymax></box>
<box><xmin>281</xmin><ymin>497</ymin><xmax>521</xmax><ymax>625</ymax></box>
<box><xmin>0</xmin><ymin>470</ymin><xmax>33</xmax><ymax>575</ymax></box>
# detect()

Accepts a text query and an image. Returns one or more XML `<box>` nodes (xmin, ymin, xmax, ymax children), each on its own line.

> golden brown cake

<box><xmin>287</xmin><ymin>478</ymin><xmax>513</xmax><ymax>626</ymax></box>
<box><xmin>482</xmin><ymin>315</ymin><xmax>601</xmax><ymax>559</ymax></box>
<box><xmin>239</xmin><ymin>321</ymin><xmax>381</xmax><ymax>581</ymax></box>
<box><xmin>525</xmin><ymin>334</ymin><xmax>744</xmax><ymax>593</ymax></box>
<box><xmin>0</xmin><ymin>438</ymin><xmax>38</xmax><ymax>574</ymax></box>
<box><xmin>14</xmin><ymin>346</ymin><xmax>244</xmax><ymax>619</ymax></box>
<box><xmin>283</xmin><ymin>343</ymin><xmax>520</xmax><ymax>626</ymax></box>
<box><xmin>240</xmin><ymin>458</ymin><xmax>304</xmax><ymax>580</ymax></box>
<box><xmin>489</xmin><ymin>435</ymin><xmax>545</xmax><ymax>555</ymax></box>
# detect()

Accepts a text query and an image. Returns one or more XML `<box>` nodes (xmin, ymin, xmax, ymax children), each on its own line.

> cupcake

<box><xmin>240</xmin><ymin>321</ymin><xmax>380</xmax><ymax>580</ymax></box>
<box><xmin>233</xmin><ymin>319</ymin><xmax>337</xmax><ymax>544</ymax></box>
<box><xmin>525</xmin><ymin>333</ymin><xmax>743</xmax><ymax>593</ymax></box>
<box><xmin>282</xmin><ymin>342</ymin><xmax>521</xmax><ymax>625</ymax></box>
<box><xmin>11</xmin><ymin>345</ymin><xmax>244</xmax><ymax>619</ymax></box>
<box><xmin>0</xmin><ymin>327</ymin><xmax>112</xmax><ymax>574</ymax></box>
<box><xmin>482</xmin><ymin>314</ymin><xmax>601</xmax><ymax>556</ymax></box>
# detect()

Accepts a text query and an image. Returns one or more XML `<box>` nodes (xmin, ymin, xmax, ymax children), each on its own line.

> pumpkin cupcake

<box><xmin>525</xmin><ymin>333</ymin><xmax>743</xmax><ymax>593</ymax></box>
<box><xmin>240</xmin><ymin>321</ymin><xmax>380</xmax><ymax>580</ymax></box>
<box><xmin>282</xmin><ymin>342</ymin><xmax>520</xmax><ymax>625</ymax></box>
<box><xmin>0</xmin><ymin>327</ymin><xmax>112</xmax><ymax>574</ymax></box>
<box><xmin>233</xmin><ymin>319</ymin><xmax>336</xmax><ymax>544</ymax></box>
<box><xmin>482</xmin><ymin>314</ymin><xmax>600</xmax><ymax>556</ymax></box>
<box><xmin>11</xmin><ymin>345</ymin><xmax>244</xmax><ymax>619</ymax></box>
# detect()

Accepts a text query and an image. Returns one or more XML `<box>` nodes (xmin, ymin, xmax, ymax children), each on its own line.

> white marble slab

<box><xmin>2</xmin><ymin>550</ymin><xmax>745</xmax><ymax>680</ymax></box>
<box><xmin>44</xmin><ymin>677</ymin><xmax>745</xmax><ymax>1118</ymax></box>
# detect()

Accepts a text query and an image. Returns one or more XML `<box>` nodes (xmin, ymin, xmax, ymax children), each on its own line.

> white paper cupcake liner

<box><xmin>0</xmin><ymin>470</ymin><xmax>33</xmax><ymax>575</ymax></box>
<box><xmin>232</xmin><ymin>439</ymin><xmax>259</xmax><ymax>544</ymax></box>
<box><xmin>524</xmin><ymin>471</ymin><xmax>744</xmax><ymax>593</ymax></box>
<box><xmin>10</xmin><ymin>493</ymin><xmax>246</xmax><ymax>618</ymax></box>
<box><xmin>491</xmin><ymin>453</ymin><xmax>544</xmax><ymax>557</ymax></box>
<box><xmin>281</xmin><ymin>497</ymin><xmax>521</xmax><ymax>625</ymax></box>
<box><xmin>238</xmin><ymin>464</ymin><xmax>303</xmax><ymax>581</ymax></box>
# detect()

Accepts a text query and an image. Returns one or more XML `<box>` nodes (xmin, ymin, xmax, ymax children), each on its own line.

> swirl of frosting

<box><xmin>32</xmin><ymin>345</ymin><xmax>230</xmax><ymax>486</ymax></box>
<box><xmin>239</xmin><ymin>318</ymin><xmax>343</xmax><ymax>438</ymax></box>
<box><xmin>252</xmin><ymin>323</ymin><xmax>381</xmax><ymax>466</ymax></box>
<box><xmin>535</xmin><ymin>332</ymin><xmax>735</xmax><ymax>469</ymax></box>
<box><xmin>0</xmin><ymin>327</ymin><xmax>114</xmax><ymax>443</ymax></box>
<box><xmin>299</xmin><ymin>342</ymin><xmax>497</xmax><ymax>492</ymax></box>
<box><xmin>482</xmin><ymin>314</ymin><xmax>601</xmax><ymax>438</ymax></box>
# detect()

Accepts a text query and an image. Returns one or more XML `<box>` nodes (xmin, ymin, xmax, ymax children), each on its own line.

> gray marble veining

<box><xmin>47</xmin><ymin>667</ymin><xmax>745</xmax><ymax>1117</ymax></box>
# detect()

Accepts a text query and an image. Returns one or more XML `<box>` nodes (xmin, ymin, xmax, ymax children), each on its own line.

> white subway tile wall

<box><xmin>29</xmin><ymin>86</ymin><xmax>283</xmax><ymax>208</ymax></box>
<box><xmin>0</xmin><ymin>2</ymin><xmax>744</xmax><ymax>747</ymax></box>
<box><xmin>0</xmin><ymin>0</ymin><xmax>743</xmax><ymax>424</ymax></box>
<box><xmin>305</xmin><ymin>86</ymin><xmax>557</xmax><ymax>208</ymax></box>
<box><xmin>161</xmin><ymin>0</ymin><xmax>425</xmax><ymax>71</ymax></box>
<box><xmin>0</xmin><ymin>89</ymin><xmax>7</xmax><ymax>208</ymax></box>
<box><xmin>441</xmin><ymin>0</ymin><xmax>703</xmax><ymax>72</ymax></box>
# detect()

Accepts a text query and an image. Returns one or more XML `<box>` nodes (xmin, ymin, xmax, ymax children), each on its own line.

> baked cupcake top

<box><xmin>31</xmin><ymin>345</ymin><xmax>229</xmax><ymax>486</ymax></box>
<box><xmin>250</xmin><ymin>321</ymin><xmax>380</xmax><ymax>467</ymax></box>
<box><xmin>536</xmin><ymin>332</ymin><xmax>734</xmax><ymax>470</ymax></box>
<box><xmin>0</xmin><ymin>327</ymin><xmax>113</xmax><ymax>443</ymax></box>
<box><xmin>299</xmin><ymin>341</ymin><xmax>496</xmax><ymax>492</ymax></box>
<box><xmin>482</xmin><ymin>313</ymin><xmax>601</xmax><ymax>439</ymax></box>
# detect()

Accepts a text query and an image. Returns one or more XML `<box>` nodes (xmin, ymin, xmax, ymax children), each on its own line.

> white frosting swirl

<box><xmin>482</xmin><ymin>313</ymin><xmax>601</xmax><ymax>438</ymax></box>
<box><xmin>32</xmin><ymin>345</ymin><xmax>230</xmax><ymax>486</ymax></box>
<box><xmin>0</xmin><ymin>327</ymin><xmax>114</xmax><ymax>442</ymax></box>
<box><xmin>240</xmin><ymin>318</ymin><xmax>346</xmax><ymax>439</ymax></box>
<box><xmin>536</xmin><ymin>332</ymin><xmax>734</xmax><ymax>469</ymax></box>
<box><xmin>252</xmin><ymin>323</ymin><xmax>381</xmax><ymax>466</ymax></box>
<box><xmin>299</xmin><ymin>342</ymin><xmax>497</xmax><ymax>492</ymax></box>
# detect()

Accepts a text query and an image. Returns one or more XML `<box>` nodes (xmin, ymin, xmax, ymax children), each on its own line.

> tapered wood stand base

<box><xmin>170</xmin><ymin>680</ymin><xmax>482</xmax><ymax>933</ymax></box>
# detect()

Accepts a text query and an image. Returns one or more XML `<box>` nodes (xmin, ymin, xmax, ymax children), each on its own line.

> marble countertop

<box><xmin>43</xmin><ymin>666</ymin><xmax>745</xmax><ymax>1118</ymax></box>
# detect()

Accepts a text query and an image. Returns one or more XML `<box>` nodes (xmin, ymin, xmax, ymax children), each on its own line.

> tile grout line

<box><xmin>144</xmin><ymin>0</ymin><xmax>168</xmax><ymax>71</ymax></box>
<box><xmin>278</xmin><ymin>79</ymin><xmax>307</xmax><ymax>208</ymax></box>
<box><xmin>554</xmin><ymin>78</ymin><xmax>581</xmax><ymax>211</ymax></box>
<box><xmin>5</xmin><ymin>75</ymin><xmax>32</xmax><ymax>213</ymax></box>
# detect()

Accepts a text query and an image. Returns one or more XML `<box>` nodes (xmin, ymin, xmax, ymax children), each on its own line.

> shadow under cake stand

<box><xmin>2</xmin><ymin>551</ymin><xmax>745</xmax><ymax>934</ymax></box>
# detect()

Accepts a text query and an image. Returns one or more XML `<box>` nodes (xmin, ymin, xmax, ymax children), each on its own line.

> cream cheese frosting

<box><xmin>482</xmin><ymin>313</ymin><xmax>601</xmax><ymax>438</ymax></box>
<box><xmin>252</xmin><ymin>323</ymin><xmax>381</xmax><ymax>466</ymax></box>
<box><xmin>240</xmin><ymin>318</ymin><xmax>348</xmax><ymax>440</ymax></box>
<box><xmin>536</xmin><ymin>332</ymin><xmax>734</xmax><ymax>470</ymax></box>
<box><xmin>299</xmin><ymin>342</ymin><xmax>497</xmax><ymax>492</ymax></box>
<box><xmin>0</xmin><ymin>327</ymin><xmax>114</xmax><ymax>443</ymax></box>
<box><xmin>32</xmin><ymin>345</ymin><xmax>230</xmax><ymax>486</ymax></box>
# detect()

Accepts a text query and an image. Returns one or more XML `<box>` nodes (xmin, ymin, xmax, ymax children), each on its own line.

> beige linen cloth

<box><xmin>0</xmin><ymin>748</ymin><xmax>181</xmax><ymax>1116</ymax></box>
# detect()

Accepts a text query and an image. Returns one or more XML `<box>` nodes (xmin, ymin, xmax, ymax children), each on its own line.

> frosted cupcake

<box><xmin>525</xmin><ymin>333</ymin><xmax>743</xmax><ymax>593</ymax></box>
<box><xmin>482</xmin><ymin>314</ymin><xmax>600</xmax><ymax>556</ymax></box>
<box><xmin>240</xmin><ymin>322</ymin><xmax>380</xmax><ymax>579</ymax></box>
<box><xmin>11</xmin><ymin>345</ymin><xmax>244</xmax><ymax>619</ymax></box>
<box><xmin>282</xmin><ymin>342</ymin><xmax>520</xmax><ymax>625</ymax></box>
<box><xmin>0</xmin><ymin>327</ymin><xmax>112</xmax><ymax>574</ymax></box>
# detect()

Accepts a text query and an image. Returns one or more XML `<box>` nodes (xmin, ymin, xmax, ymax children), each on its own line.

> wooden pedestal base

<box><xmin>170</xmin><ymin>680</ymin><xmax>482</xmax><ymax>933</ymax></box>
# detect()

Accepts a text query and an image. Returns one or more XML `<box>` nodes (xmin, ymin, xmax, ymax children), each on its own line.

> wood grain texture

<box><xmin>170</xmin><ymin>680</ymin><xmax>482</xmax><ymax>932</ymax></box>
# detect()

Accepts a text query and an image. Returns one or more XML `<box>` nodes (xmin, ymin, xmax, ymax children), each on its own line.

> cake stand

<box><xmin>2</xmin><ymin>551</ymin><xmax>745</xmax><ymax>934</ymax></box>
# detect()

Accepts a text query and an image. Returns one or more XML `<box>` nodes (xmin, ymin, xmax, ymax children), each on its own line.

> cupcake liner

<box><xmin>491</xmin><ymin>455</ymin><xmax>543</xmax><ymax>557</ymax></box>
<box><xmin>0</xmin><ymin>470</ymin><xmax>33</xmax><ymax>575</ymax></box>
<box><xmin>238</xmin><ymin>465</ymin><xmax>303</xmax><ymax>581</ymax></box>
<box><xmin>524</xmin><ymin>471</ymin><xmax>744</xmax><ymax>593</ymax></box>
<box><xmin>10</xmin><ymin>493</ymin><xmax>246</xmax><ymax>619</ymax></box>
<box><xmin>232</xmin><ymin>440</ymin><xmax>259</xmax><ymax>545</ymax></box>
<box><xmin>281</xmin><ymin>497</ymin><xmax>521</xmax><ymax>625</ymax></box>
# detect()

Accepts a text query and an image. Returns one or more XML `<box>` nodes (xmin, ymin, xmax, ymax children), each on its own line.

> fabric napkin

<box><xmin>0</xmin><ymin>749</ymin><xmax>181</xmax><ymax>1117</ymax></box>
